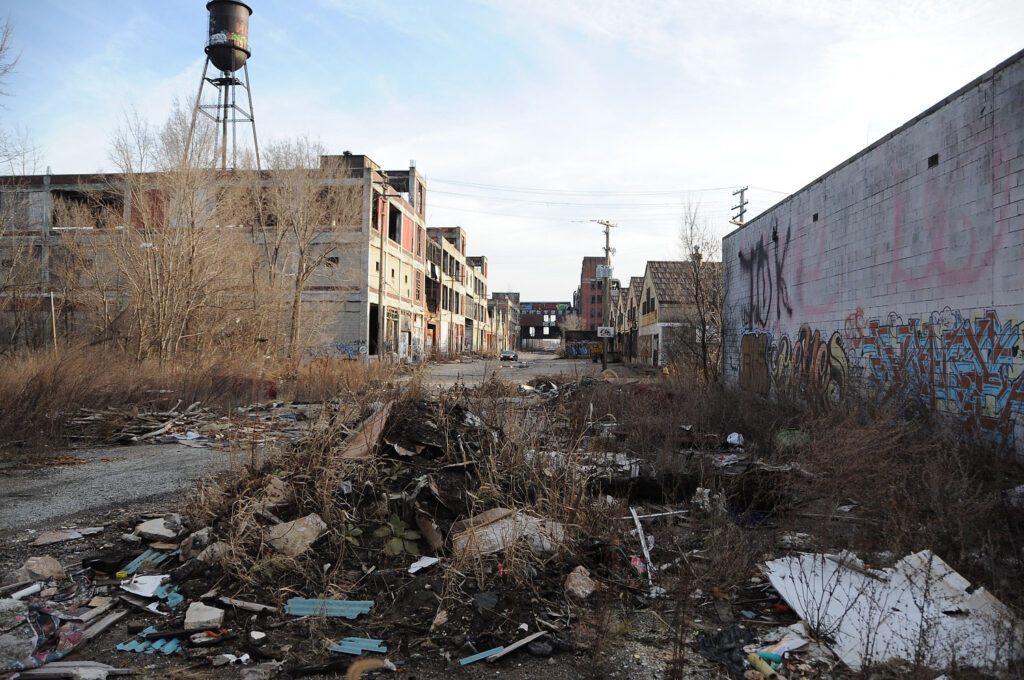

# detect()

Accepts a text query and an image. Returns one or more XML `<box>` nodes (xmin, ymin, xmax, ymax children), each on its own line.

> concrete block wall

<box><xmin>722</xmin><ymin>48</ymin><xmax>1024</xmax><ymax>456</ymax></box>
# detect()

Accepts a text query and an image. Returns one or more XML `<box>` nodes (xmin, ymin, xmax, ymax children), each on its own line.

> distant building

<box><xmin>490</xmin><ymin>292</ymin><xmax>520</xmax><ymax>351</ymax></box>
<box><xmin>0</xmin><ymin>153</ymin><xmax>499</xmax><ymax>361</ymax></box>
<box><xmin>575</xmin><ymin>255</ymin><xmax>607</xmax><ymax>332</ymax></box>
<box><xmin>519</xmin><ymin>301</ymin><xmax>573</xmax><ymax>350</ymax></box>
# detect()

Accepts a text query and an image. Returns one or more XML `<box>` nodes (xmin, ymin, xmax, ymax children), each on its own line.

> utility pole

<box><xmin>378</xmin><ymin>178</ymin><xmax>390</xmax><ymax>362</ymax></box>
<box><xmin>730</xmin><ymin>186</ymin><xmax>748</xmax><ymax>226</ymax></box>
<box><xmin>592</xmin><ymin>220</ymin><xmax>617</xmax><ymax>370</ymax></box>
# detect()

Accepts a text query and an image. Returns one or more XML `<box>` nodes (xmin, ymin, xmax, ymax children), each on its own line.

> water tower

<box><xmin>185</xmin><ymin>0</ymin><xmax>260</xmax><ymax>170</ymax></box>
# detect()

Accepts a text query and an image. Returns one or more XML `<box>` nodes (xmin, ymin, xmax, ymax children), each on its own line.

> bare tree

<box><xmin>57</xmin><ymin>105</ymin><xmax>260</xmax><ymax>359</ymax></box>
<box><xmin>0</xmin><ymin>19</ymin><xmax>47</xmax><ymax>348</ymax></box>
<box><xmin>243</xmin><ymin>137</ymin><xmax>362</xmax><ymax>357</ymax></box>
<box><xmin>0</xmin><ymin>18</ymin><xmax>17</xmax><ymax>99</ymax></box>
<box><xmin>678</xmin><ymin>203</ymin><xmax>724</xmax><ymax>383</ymax></box>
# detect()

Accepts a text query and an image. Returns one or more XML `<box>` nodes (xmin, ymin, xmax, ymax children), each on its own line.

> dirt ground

<box><xmin>3</xmin><ymin>356</ymin><xmax>1021</xmax><ymax>680</ymax></box>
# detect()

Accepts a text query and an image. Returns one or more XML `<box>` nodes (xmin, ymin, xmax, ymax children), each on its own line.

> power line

<box><xmin>429</xmin><ymin>188</ymin><xmax>733</xmax><ymax>208</ymax></box>
<box><xmin>426</xmin><ymin>177</ymin><xmax>744</xmax><ymax>196</ymax></box>
<box><xmin>427</xmin><ymin>202</ymin><xmax>738</xmax><ymax>222</ymax></box>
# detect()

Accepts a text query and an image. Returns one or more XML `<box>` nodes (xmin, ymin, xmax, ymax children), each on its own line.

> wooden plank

<box><xmin>82</xmin><ymin>609</ymin><xmax>127</xmax><ymax>642</ymax></box>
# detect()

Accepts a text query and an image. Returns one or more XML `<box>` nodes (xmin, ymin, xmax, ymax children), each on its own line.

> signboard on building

<box><xmin>596</xmin><ymin>265</ymin><xmax>612</xmax><ymax>279</ymax></box>
<box><xmin>596</xmin><ymin>326</ymin><xmax>614</xmax><ymax>338</ymax></box>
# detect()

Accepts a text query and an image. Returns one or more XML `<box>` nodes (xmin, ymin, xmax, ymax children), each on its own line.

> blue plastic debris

<box><xmin>283</xmin><ymin>598</ymin><xmax>374</xmax><ymax>619</ymax></box>
<box><xmin>116</xmin><ymin>627</ymin><xmax>182</xmax><ymax>655</ymax></box>
<box><xmin>459</xmin><ymin>646</ymin><xmax>504</xmax><ymax>665</ymax></box>
<box><xmin>328</xmin><ymin>637</ymin><xmax>387</xmax><ymax>655</ymax></box>
<box><xmin>120</xmin><ymin>548</ymin><xmax>179</xmax><ymax>575</ymax></box>
<box><xmin>153</xmin><ymin>582</ymin><xmax>184</xmax><ymax>608</ymax></box>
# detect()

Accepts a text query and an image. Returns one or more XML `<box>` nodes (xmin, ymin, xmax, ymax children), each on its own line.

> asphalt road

<box><xmin>423</xmin><ymin>351</ymin><xmax>610</xmax><ymax>386</ymax></box>
<box><xmin>0</xmin><ymin>443</ymin><xmax>245</xmax><ymax>539</ymax></box>
<box><xmin>0</xmin><ymin>352</ymin><xmax>622</xmax><ymax>540</ymax></box>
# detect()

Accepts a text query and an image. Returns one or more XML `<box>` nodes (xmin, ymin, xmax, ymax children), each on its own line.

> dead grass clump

<box><xmin>0</xmin><ymin>348</ymin><xmax>402</xmax><ymax>456</ymax></box>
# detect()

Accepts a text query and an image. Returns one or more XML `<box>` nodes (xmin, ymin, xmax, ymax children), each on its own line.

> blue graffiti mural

<box><xmin>859</xmin><ymin>308</ymin><xmax>1024</xmax><ymax>446</ymax></box>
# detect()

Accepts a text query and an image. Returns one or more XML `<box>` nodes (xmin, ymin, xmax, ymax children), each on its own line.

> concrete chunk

<box><xmin>565</xmin><ymin>565</ymin><xmax>598</xmax><ymax>599</ymax></box>
<box><xmin>265</xmin><ymin>513</ymin><xmax>326</xmax><ymax>556</ymax></box>
<box><xmin>184</xmin><ymin>602</ymin><xmax>225</xmax><ymax>631</ymax></box>
<box><xmin>136</xmin><ymin>514</ymin><xmax>182</xmax><ymax>541</ymax></box>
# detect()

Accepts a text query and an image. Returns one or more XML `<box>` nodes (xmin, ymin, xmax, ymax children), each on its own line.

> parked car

<box><xmin>500</xmin><ymin>350</ymin><xmax>518</xmax><ymax>361</ymax></box>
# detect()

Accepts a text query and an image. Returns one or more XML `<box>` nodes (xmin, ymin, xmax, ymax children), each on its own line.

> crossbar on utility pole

<box><xmin>730</xmin><ymin>186</ymin><xmax>748</xmax><ymax>226</ymax></box>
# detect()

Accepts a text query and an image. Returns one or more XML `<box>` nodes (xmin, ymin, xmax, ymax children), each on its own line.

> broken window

<box><xmin>388</xmin><ymin>204</ymin><xmax>401</xmax><ymax>242</ymax></box>
<box><xmin>52</xmin><ymin>189</ymin><xmax>124</xmax><ymax>229</ymax></box>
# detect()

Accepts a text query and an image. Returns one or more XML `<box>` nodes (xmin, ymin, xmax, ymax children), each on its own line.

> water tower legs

<box><xmin>184</xmin><ymin>56</ymin><xmax>261</xmax><ymax>171</ymax></box>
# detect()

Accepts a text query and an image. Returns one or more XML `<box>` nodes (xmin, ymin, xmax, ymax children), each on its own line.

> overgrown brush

<box><xmin>0</xmin><ymin>348</ymin><xmax>403</xmax><ymax>457</ymax></box>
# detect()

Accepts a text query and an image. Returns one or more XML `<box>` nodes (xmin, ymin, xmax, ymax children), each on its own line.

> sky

<box><xmin>2</xmin><ymin>0</ymin><xmax>1022</xmax><ymax>300</ymax></box>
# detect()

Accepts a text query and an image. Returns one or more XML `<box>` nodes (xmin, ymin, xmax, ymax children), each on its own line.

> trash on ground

<box><xmin>451</xmin><ymin>508</ymin><xmax>566</xmax><ymax>559</ymax></box>
<box><xmin>327</xmin><ymin>637</ymin><xmax>387</xmax><ymax>655</ymax></box>
<box><xmin>283</xmin><ymin>598</ymin><xmax>374</xmax><ymax>619</ymax></box>
<box><xmin>764</xmin><ymin>549</ymin><xmax>1024</xmax><ymax>669</ymax></box>
<box><xmin>339</xmin><ymin>402</ymin><xmax>393</xmax><ymax>459</ymax></box>
<box><xmin>30</xmin><ymin>528</ymin><xmax>103</xmax><ymax>547</ymax></box>
<box><xmin>408</xmin><ymin>556</ymin><xmax>439</xmax><ymax>574</ymax></box>
<box><xmin>460</xmin><ymin>646</ymin><xmax>504</xmax><ymax>665</ymax></box>
<box><xmin>0</xmin><ymin>600</ymin><xmax>85</xmax><ymax>674</ymax></box>
<box><xmin>486</xmin><ymin>631</ymin><xmax>548</xmax><ymax>663</ymax></box>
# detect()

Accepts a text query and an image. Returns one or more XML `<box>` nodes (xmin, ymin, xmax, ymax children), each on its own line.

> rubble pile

<box><xmin>3</xmin><ymin>375</ymin><xmax>1023</xmax><ymax>679</ymax></box>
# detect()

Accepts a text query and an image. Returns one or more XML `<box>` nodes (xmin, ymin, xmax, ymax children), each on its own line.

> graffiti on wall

<box><xmin>742</xmin><ymin>307</ymin><xmax>1024</xmax><ymax>447</ymax></box>
<box><xmin>738</xmin><ymin>216</ymin><xmax>792</xmax><ymax>330</ymax></box>
<box><xmin>739</xmin><ymin>326</ymin><xmax>849</xmax><ymax>410</ymax></box>
<box><xmin>859</xmin><ymin>308</ymin><xmax>1024</xmax><ymax>445</ymax></box>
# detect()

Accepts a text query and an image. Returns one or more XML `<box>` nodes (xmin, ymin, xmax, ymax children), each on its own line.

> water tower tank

<box><xmin>205</xmin><ymin>0</ymin><xmax>252</xmax><ymax>74</ymax></box>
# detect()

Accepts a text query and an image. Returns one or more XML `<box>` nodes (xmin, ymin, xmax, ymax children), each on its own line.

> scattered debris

<box><xmin>764</xmin><ymin>549</ymin><xmax>1024</xmax><ymax>669</ymax></box>
<box><xmin>283</xmin><ymin>598</ymin><xmax>374</xmax><ymax>619</ymax></box>
<box><xmin>486</xmin><ymin>631</ymin><xmax>548</xmax><ymax>663</ymax></box>
<box><xmin>452</xmin><ymin>507</ymin><xmax>566</xmax><ymax>558</ymax></box>
<box><xmin>13</xmin><ymin>556</ymin><xmax>66</xmax><ymax>582</ymax></box>
<box><xmin>327</xmin><ymin>637</ymin><xmax>387</xmax><ymax>655</ymax></box>
<box><xmin>30</xmin><ymin>528</ymin><xmax>103</xmax><ymax>547</ymax></box>
<box><xmin>460</xmin><ymin>646</ymin><xmax>504</xmax><ymax>665</ymax></box>
<box><xmin>339</xmin><ymin>402</ymin><xmax>393</xmax><ymax>459</ymax></box>
<box><xmin>407</xmin><ymin>556</ymin><xmax>439</xmax><ymax>574</ymax></box>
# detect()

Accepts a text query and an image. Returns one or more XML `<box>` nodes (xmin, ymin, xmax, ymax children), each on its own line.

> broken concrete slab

<box><xmin>452</xmin><ymin>508</ymin><xmax>566</xmax><ymax>559</ymax></box>
<box><xmin>565</xmin><ymin>566</ymin><xmax>598</xmax><ymax>599</ymax></box>
<box><xmin>15</xmin><ymin>660</ymin><xmax>132</xmax><ymax>678</ymax></box>
<box><xmin>184</xmin><ymin>602</ymin><xmax>225</xmax><ymax>631</ymax></box>
<box><xmin>260</xmin><ymin>476</ymin><xmax>293</xmax><ymax>508</ymax></box>
<box><xmin>764</xmin><ymin>549</ymin><xmax>1024</xmax><ymax>670</ymax></box>
<box><xmin>30</xmin><ymin>527</ymin><xmax>102</xmax><ymax>546</ymax></box>
<box><xmin>264</xmin><ymin>513</ymin><xmax>327</xmax><ymax>557</ymax></box>
<box><xmin>196</xmin><ymin>541</ymin><xmax>229</xmax><ymax>564</ymax></box>
<box><xmin>135</xmin><ymin>513</ymin><xmax>183</xmax><ymax>541</ymax></box>
<box><xmin>178</xmin><ymin>527</ymin><xmax>211</xmax><ymax>560</ymax></box>
<box><xmin>15</xmin><ymin>556</ymin><xmax>66</xmax><ymax>581</ymax></box>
